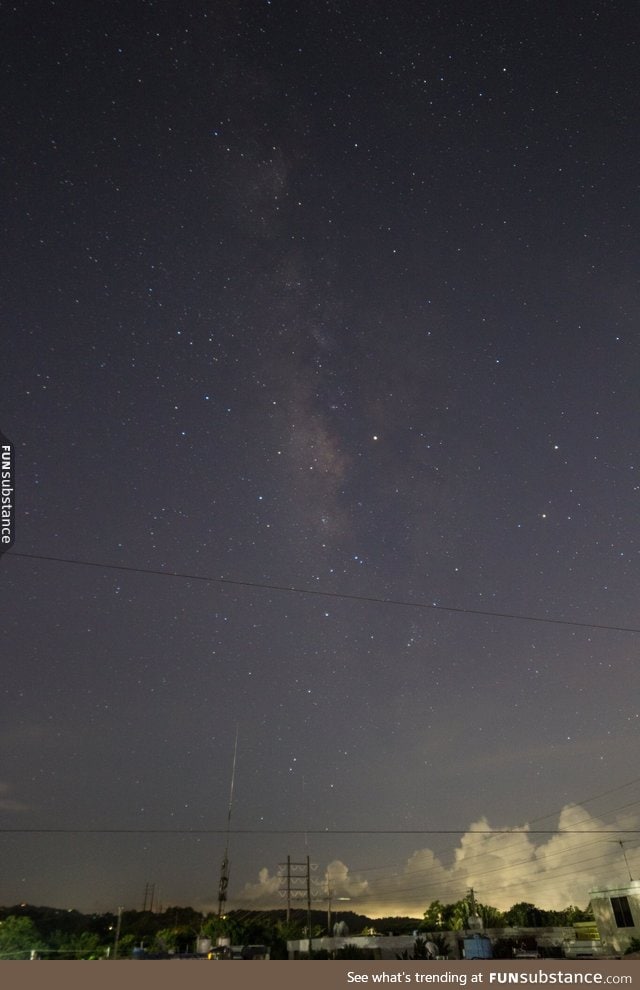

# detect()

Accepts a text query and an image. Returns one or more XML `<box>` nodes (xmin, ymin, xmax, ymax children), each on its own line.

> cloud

<box><xmin>236</xmin><ymin>859</ymin><xmax>368</xmax><ymax>909</ymax></box>
<box><xmin>237</xmin><ymin>866</ymin><xmax>282</xmax><ymax>906</ymax></box>
<box><xmin>234</xmin><ymin>805</ymin><xmax>640</xmax><ymax>917</ymax></box>
<box><xmin>359</xmin><ymin>805</ymin><xmax>640</xmax><ymax>916</ymax></box>
<box><xmin>326</xmin><ymin>859</ymin><xmax>369</xmax><ymax>899</ymax></box>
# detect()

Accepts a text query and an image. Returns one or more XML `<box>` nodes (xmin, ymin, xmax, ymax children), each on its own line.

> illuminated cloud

<box><xmin>239</xmin><ymin>806</ymin><xmax>640</xmax><ymax>917</ymax></box>
<box><xmin>325</xmin><ymin>859</ymin><xmax>369</xmax><ymax>899</ymax></box>
<box><xmin>360</xmin><ymin>806</ymin><xmax>640</xmax><ymax>916</ymax></box>
<box><xmin>237</xmin><ymin>866</ymin><xmax>282</xmax><ymax>906</ymax></box>
<box><xmin>236</xmin><ymin>858</ymin><xmax>368</xmax><ymax>909</ymax></box>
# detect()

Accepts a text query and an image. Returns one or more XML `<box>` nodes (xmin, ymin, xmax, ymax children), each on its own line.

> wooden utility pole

<box><xmin>112</xmin><ymin>906</ymin><xmax>123</xmax><ymax>960</ymax></box>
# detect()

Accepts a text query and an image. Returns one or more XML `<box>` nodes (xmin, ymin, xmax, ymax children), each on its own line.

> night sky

<box><xmin>2</xmin><ymin>0</ymin><xmax>640</xmax><ymax>918</ymax></box>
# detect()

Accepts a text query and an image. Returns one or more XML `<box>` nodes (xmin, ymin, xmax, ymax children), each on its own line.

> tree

<box><xmin>505</xmin><ymin>902</ymin><xmax>545</xmax><ymax>927</ymax></box>
<box><xmin>66</xmin><ymin>931</ymin><xmax>105</xmax><ymax>960</ymax></box>
<box><xmin>423</xmin><ymin>897</ymin><xmax>504</xmax><ymax>932</ymax></box>
<box><xmin>422</xmin><ymin>900</ymin><xmax>447</xmax><ymax>931</ymax></box>
<box><xmin>114</xmin><ymin>933</ymin><xmax>135</xmax><ymax>959</ymax></box>
<box><xmin>0</xmin><ymin>916</ymin><xmax>45</xmax><ymax>960</ymax></box>
<box><xmin>152</xmin><ymin>928</ymin><xmax>180</xmax><ymax>954</ymax></box>
<box><xmin>549</xmin><ymin>905</ymin><xmax>593</xmax><ymax>926</ymax></box>
<box><xmin>480</xmin><ymin>904</ymin><xmax>506</xmax><ymax>928</ymax></box>
<box><xmin>397</xmin><ymin>936</ymin><xmax>434</xmax><ymax>960</ymax></box>
<box><xmin>268</xmin><ymin>917</ymin><xmax>305</xmax><ymax>959</ymax></box>
<box><xmin>202</xmin><ymin>911</ymin><xmax>248</xmax><ymax>946</ymax></box>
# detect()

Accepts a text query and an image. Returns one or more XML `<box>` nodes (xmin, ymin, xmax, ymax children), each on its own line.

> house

<box><xmin>589</xmin><ymin>880</ymin><xmax>640</xmax><ymax>955</ymax></box>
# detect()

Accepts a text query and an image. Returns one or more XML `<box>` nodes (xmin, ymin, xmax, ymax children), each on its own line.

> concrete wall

<box><xmin>590</xmin><ymin>881</ymin><xmax>640</xmax><ymax>955</ymax></box>
<box><xmin>287</xmin><ymin>927</ymin><xmax>578</xmax><ymax>960</ymax></box>
<box><xmin>287</xmin><ymin>934</ymin><xmax>419</xmax><ymax>960</ymax></box>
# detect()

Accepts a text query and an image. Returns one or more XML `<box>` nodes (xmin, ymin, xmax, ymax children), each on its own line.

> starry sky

<box><xmin>2</xmin><ymin>0</ymin><xmax>640</xmax><ymax>917</ymax></box>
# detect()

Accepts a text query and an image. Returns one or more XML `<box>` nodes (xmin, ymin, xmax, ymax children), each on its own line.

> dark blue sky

<box><xmin>2</xmin><ymin>0</ymin><xmax>639</xmax><ymax>915</ymax></box>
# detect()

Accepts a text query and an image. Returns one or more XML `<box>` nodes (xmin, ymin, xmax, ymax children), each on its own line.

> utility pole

<box><xmin>279</xmin><ymin>855</ymin><xmax>308</xmax><ymax>919</ymax></box>
<box><xmin>278</xmin><ymin>854</ymin><xmax>317</xmax><ymax>949</ymax></box>
<box><xmin>284</xmin><ymin>855</ymin><xmax>292</xmax><ymax>923</ymax></box>
<box><xmin>142</xmin><ymin>882</ymin><xmax>155</xmax><ymax>912</ymax></box>
<box><xmin>112</xmin><ymin>906</ymin><xmax>123</xmax><ymax>960</ymax></box>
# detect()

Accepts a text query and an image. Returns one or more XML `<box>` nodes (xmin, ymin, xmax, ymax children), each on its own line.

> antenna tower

<box><xmin>218</xmin><ymin>724</ymin><xmax>239</xmax><ymax>916</ymax></box>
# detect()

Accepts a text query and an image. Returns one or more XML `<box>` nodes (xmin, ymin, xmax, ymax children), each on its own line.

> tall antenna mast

<box><xmin>218</xmin><ymin>724</ymin><xmax>239</xmax><ymax>917</ymax></box>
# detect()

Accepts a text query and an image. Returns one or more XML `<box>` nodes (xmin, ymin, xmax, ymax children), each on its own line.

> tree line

<box><xmin>0</xmin><ymin>898</ymin><xmax>593</xmax><ymax>960</ymax></box>
<box><xmin>421</xmin><ymin>895</ymin><xmax>592</xmax><ymax>931</ymax></box>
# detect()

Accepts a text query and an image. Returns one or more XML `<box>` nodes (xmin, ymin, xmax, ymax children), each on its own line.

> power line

<box><xmin>342</xmin><ymin>776</ymin><xmax>640</xmax><ymax>878</ymax></box>
<box><xmin>359</xmin><ymin>839</ymin><xmax>622</xmax><ymax>900</ymax></box>
<box><xmin>344</xmin><ymin>779</ymin><xmax>640</xmax><ymax>880</ymax></box>
<box><xmin>0</xmin><ymin>827</ymin><xmax>638</xmax><ymax>835</ymax></box>
<box><xmin>523</xmin><ymin>776</ymin><xmax>640</xmax><ymax>829</ymax></box>
<box><xmin>7</xmin><ymin>550</ymin><xmax>640</xmax><ymax>634</ymax></box>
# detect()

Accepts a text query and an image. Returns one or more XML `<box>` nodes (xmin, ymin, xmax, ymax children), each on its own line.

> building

<box><xmin>589</xmin><ymin>880</ymin><xmax>640</xmax><ymax>955</ymax></box>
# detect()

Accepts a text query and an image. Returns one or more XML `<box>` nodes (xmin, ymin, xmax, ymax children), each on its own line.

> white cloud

<box><xmin>359</xmin><ymin>805</ymin><xmax>640</xmax><ymax>916</ymax></box>
<box><xmin>326</xmin><ymin>859</ymin><xmax>369</xmax><ymax>899</ymax></box>
<box><xmin>237</xmin><ymin>866</ymin><xmax>282</xmax><ymax>906</ymax></box>
<box><xmin>236</xmin><ymin>859</ymin><xmax>369</xmax><ymax>910</ymax></box>
<box><xmin>233</xmin><ymin>805</ymin><xmax>640</xmax><ymax>917</ymax></box>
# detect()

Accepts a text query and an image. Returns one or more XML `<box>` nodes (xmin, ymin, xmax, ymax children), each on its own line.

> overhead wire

<box><xmin>5</xmin><ymin>553</ymin><xmax>640</xmax><ymax>911</ymax></box>
<box><xmin>343</xmin><ymin>806</ymin><xmax>640</xmax><ymax>902</ymax></box>
<box><xmin>7</xmin><ymin>550</ymin><xmax>640</xmax><ymax>634</ymax></box>
<box><xmin>0</xmin><ymin>826</ymin><xmax>637</xmax><ymax>835</ymax></box>
<box><xmin>279</xmin><ymin>779</ymin><xmax>640</xmax><ymax>907</ymax></box>
<box><xmin>355</xmin><ymin>843</ymin><xmax>619</xmax><ymax>904</ymax></box>
<box><xmin>337</xmin><ymin>776</ymin><xmax>640</xmax><ymax>881</ymax></box>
